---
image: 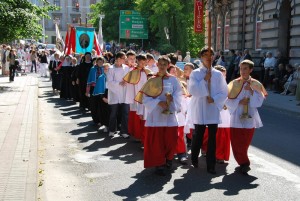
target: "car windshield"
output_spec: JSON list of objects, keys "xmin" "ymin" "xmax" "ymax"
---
[{"xmin": 46, "ymin": 44, "xmax": 56, "ymax": 49}]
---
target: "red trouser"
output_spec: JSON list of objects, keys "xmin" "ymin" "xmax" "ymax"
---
[
  {"xmin": 144, "ymin": 126, "xmax": 178, "ymax": 168},
  {"xmin": 230, "ymin": 128, "xmax": 255, "ymax": 166}
]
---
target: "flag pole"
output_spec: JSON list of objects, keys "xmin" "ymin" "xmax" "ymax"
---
[{"xmin": 207, "ymin": 0, "xmax": 213, "ymax": 96}]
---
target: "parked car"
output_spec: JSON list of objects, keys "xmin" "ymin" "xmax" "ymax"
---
[
  {"xmin": 45, "ymin": 44, "xmax": 57, "ymax": 55},
  {"xmin": 36, "ymin": 42, "xmax": 46, "ymax": 49}
]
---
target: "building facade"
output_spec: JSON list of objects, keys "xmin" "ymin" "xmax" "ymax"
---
[
  {"xmin": 208, "ymin": 0, "xmax": 300, "ymax": 66},
  {"xmin": 28, "ymin": 0, "xmax": 101, "ymax": 44}
]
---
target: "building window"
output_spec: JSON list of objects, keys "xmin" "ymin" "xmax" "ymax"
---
[
  {"xmin": 224, "ymin": 12, "xmax": 230, "ymax": 51},
  {"xmin": 53, "ymin": 0, "xmax": 60, "ymax": 7},
  {"xmin": 216, "ymin": 15, "xmax": 222, "ymax": 51},
  {"xmin": 72, "ymin": 16, "xmax": 80, "ymax": 24},
  {"xmin": 90, "ymin": 0, "xmax": 96, "ymax": 4},
  {"xmin": 255, "ymin": 5, "xmax": 263, "ymax": 50},
  {"xmin": 72, "ymin": 0, "xmax": 80, "ymax": 11},
  {"xmin": 52, "ymin": 16, "xmax": 62, "ymax": 29}
]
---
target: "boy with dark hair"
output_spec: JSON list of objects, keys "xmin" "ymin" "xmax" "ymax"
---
[
  {"xmin": 107, "ymin": 51, "xmax": 131, "ymax": 138},
  {"xmin": 188, "ymin": 46, "xmax": 228, "ymax": 174}
]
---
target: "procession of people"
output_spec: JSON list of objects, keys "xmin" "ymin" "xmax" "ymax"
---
[
  {"xmin": 26, "ymin": 45, "xmax": 267, "ymax": 177},
  {"xmin": 0, "ymin": 39, "xmax": 272, "ymax": 176}
]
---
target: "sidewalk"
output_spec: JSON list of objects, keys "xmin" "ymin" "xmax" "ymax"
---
[
  {"xmin": 0, "ymin": 74, "xmax": 38, "ymax": 201},
  {"xmin": 263, "ymin": 90, "xmax": 300, "ymax": 115}
]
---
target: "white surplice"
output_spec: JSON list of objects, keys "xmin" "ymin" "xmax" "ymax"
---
[
  {"xmin": 143, "ymin": 76, "xmax": 182, "ymax": 127},
  {"xmin": 226, "ymin": 83, "xmax": 264, "ymax": 129},
  {"xmin": 107, "ymin": 64, "xmax": 132, "ymax": 104},
  {"xmin": 127, "ymin": 70, "xmax": 148, "ymax": 114},
  {"xmin": 188, "ymin": 67, "xmax": 228, "ymax": 125}
]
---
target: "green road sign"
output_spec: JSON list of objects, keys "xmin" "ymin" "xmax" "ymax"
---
[{"xmin": 119, "ymin": 10, "xmax": 148, "ymax": 39}]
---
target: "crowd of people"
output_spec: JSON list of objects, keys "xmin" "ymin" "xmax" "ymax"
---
[{"xmin": 32, "ymin": 45, "xmax": 269, "ymax": 177}]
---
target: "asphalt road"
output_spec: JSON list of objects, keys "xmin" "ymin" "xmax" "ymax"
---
[{"xmin": 37, "ymin": 78, "xmax": 300, "ymax": 201}]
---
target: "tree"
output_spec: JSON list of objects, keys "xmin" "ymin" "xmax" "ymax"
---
[
  {"xmin": 89, "ymin": 0, "xmax": 136, "ymax": 42},
  {"xmin": 136, "ymin": 0, "xmax": 205, "ymax": 57},
  {"xmin": 0, "ymin": 0, "xmax": 57, "ymax": 43},
  {"xmin": 89, "ymin": 0, "xmax": 205, "ymax": 56}
]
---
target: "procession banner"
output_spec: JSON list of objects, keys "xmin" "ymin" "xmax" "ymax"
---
[
  {"xmin": 75, "ymin": 27, "xmax": 95, "ymax": 54},
  {"xmin": 194, "ymin": 0, "xmax": 204, "ymax": 33},
  {"xmin": 55, "ymin": 23, "xmax": 65, "ymax": 52}
]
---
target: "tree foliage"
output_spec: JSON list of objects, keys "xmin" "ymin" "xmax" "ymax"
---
[
  {"xmin": 0, "ymin": 0, "xmax": 57, "ymax": 43},
  {"xmin": 89, "ymin": 0, "xmax": 205, "ymax": 56},
  {"xmin": 89, "ymin": 0, "xmax": 136, "ymax": 42}
]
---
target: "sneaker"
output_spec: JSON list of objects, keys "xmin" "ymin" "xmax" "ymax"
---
[
  {"xmin": 120, "ymin": 133, "xmax": 130, "ymax": 139},
  {"xmin": 109, "ymin": 132, "xmax": 115, "ymax": 137}
]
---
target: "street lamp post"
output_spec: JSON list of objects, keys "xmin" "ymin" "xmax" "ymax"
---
[{"xmin": 42, "ymin": 17, "xmax": 45, "ymax": 43}]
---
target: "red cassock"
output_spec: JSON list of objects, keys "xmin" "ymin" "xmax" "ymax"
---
[
  {"xmin": 176, "ymin": 126, "xmax": 186, "ymax": 154},
  {"xmin": 230, "ymin": 128, "xmax": 254, "ymax": 166},
  {"xmin": 128, "ymin": 111, "xmax": 136, "ymax": 136},
  {"xmin": 202, "ymin": 127, "xmax": 231, "ymax": 161},
  {"xmin": 128, "ymin": 112, "xmax": 146, "ymax": 143},
  {"xmin": 144, "ymin": 127, "xmax": 178, "ymax": 168}
]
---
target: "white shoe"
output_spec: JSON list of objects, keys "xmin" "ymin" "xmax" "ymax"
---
[
  {"xmin": 109, "ymin": 132, "xmax": 115, "ymax": 137},
  {"xmin": 120, "ymin": 133, "xmax": 130, "ymax": 139},
  {"xmin": 103, "ymin": 126, "xmax": 108, "ymax": 132},
  {"xmin": 98, "ymin": 125, "xmax": 108, "ymax": 132},
  {"xmin": 98, "ymin": 125, "xmax": 105, "ymax": 130}
]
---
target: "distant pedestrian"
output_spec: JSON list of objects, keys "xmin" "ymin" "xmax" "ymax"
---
[
  {"xmin": 263, "ymin": 52, "xmax": 276, "ymax": 89},
  {"xmin": 226, "ymin": 49, "xmax": 237, "ymax": 83},
  {"xmin": 38, "ymin": 50, "xmax": 48, "ymax": 77},
  {"xmin": 7, "ymin": 49, "xmax": 17, "ymax": 82},
  {"xmin": 30, "ymin": 50, "xmax": 37, "ymax": 73}
]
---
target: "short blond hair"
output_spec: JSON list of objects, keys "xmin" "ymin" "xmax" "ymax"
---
[{"xmin": 240, "ymin": 59, "xmax": 254, "ymax": 69}]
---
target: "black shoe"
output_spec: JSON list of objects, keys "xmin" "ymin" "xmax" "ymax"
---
[
  {"xmin": 191, "ymin": 160, "xmax": 198, "ymax": 168},
  {"xmin": 155, "ymin": 166, "xmax": 165, "ymax": 176},
  {"xmin": 240, "ymin": 165, "xmax": 251, "ymax": 174},
  {"xmin": 186, "ymin": 138, "xmax": 192, "ymax": 147},
  {"xmin": 166, "ymin": 159, "xmax": 173, "ymax": 169},
  {"xmin": 216, "ymin": 159, "xmax": 225, "ymax": 164},
  {"xmin": 179, "ymin": 156, "xmax": 188, "ymax": 165},
  {"xmin": 207, "ymin": 168, "xmax": 216, "ymax": 174}
]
